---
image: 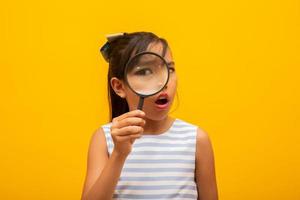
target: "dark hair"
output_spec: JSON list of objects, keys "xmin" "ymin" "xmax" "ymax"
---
[{"xmin": 105, "ymin": 32, "xmax": 169, "ymax": 121}]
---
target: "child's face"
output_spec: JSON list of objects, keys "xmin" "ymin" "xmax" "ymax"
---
[{"xmin": 111, "ymin": 42, "xmax": 177, "ymax": 121}]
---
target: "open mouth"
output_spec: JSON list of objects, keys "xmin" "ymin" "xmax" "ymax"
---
[
  {"xmin": 155, "ymin": 98, "xmax": 169, "ymax": 105},
  {"xmin": 154, "ymin": 93, "xmax": 169, "ymax": 109}
]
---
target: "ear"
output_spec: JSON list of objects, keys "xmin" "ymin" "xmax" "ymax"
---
[{"xmin": 110, "ymin": 77, "xmax": 126, "ymax": 98}]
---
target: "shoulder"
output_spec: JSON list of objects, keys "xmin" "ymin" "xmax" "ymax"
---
[
  {"xmin": 89, "ymin": 126, "xmax": 105, "ymax": 150},
  {"xmin": 196, "ymin": 127, "xmax": 211, "ymax": 143},
  {"xmin": 89, "ymin": 122, "xmax": 112, "ymax": 152},
  {"xmin": 94, "ymin": 122, "xmax": 112, "ymax": 138},
  {"xmin": 195, "ymin": 126, "xmax": 215, "ymax": 161}
]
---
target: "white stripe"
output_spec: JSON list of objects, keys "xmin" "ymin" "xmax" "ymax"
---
[
  {"xmin": 170, "ymin": 126, "xmax": 197, "ymax": 131},
  {"xmin": 143, "ymin": 132, "xmax": 196, "ymax": 138},
  {"xmin": 142, "ymin": 134, "xmax": 196, "ymax": 139},
  {"xmin": 127, "ymin": 154, "xmax": 195, "ymax": 160},
  {"xmin": 104, "ymin": 131, "xmax": 196, "ymax": 138},
  {"xmin": 115, "ymin": 189, "xmax": 197, "ymax": 195},
  {"xmin": 121, "ymin": 172, "xmax": 194, "ymax": 177},
  {"xmin": 107, "ymin": 141, "xmax": 113, "ymax": 146},
  {"xmin": 117, "ymin": 181, "xmax": 196, "ymax": 186},
  {"xmin": 132, "ymin": 146, "xmax": 195, "ymax": 152},
  {"xmin": 134, "ymin": 138, "xmax": 195, "ymax": 145},
  {"xmin": 173, "ymin": 121, "xmax": 195, "ymax": 126},
  {"xmin": 124, "ymin": 163, "xmax": 194, "ymax": 168},
  {"xmin": 103, "ymin": 130, "xmax": 196, "ymax": 138}
]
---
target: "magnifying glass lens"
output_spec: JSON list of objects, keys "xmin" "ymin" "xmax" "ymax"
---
[{"xmin": 126, "ymin": 53, "xmax": 169, "ymax": 96}]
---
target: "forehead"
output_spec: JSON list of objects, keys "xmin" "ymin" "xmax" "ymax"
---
[{"xmin": 146, "ymin": 42, "xmax": 173, "ymax": 61}]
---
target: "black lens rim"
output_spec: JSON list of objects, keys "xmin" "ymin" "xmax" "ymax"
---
[{"xmin": 124, "ymin": 51, "xmax": 170, "ymax": 98}]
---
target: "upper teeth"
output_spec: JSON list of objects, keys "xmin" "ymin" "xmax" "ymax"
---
[{"xmin": 159, "ymin": 96, "xmax": 166, "ymax": 100}]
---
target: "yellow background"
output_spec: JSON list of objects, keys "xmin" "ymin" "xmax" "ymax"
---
[{"xmin": 1, "ymin": 0, "xmax": 299, "ymax": 199}]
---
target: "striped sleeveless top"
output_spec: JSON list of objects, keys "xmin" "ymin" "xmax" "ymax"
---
[{"xmin": 101, "ymin": 118, "xmax": 198, "ymax": 200}]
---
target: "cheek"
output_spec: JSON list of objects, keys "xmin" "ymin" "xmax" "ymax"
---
[
  {"xmin": 168, "ymin": 76, "xmax": 177, "ymax": 98},
  {"xmin": 124, "ymin": 87, "xmax": 140, "ymax": 107},
  {"xmin": 169, "ymin": 75, "xmax": 177, "ymax": 89}
]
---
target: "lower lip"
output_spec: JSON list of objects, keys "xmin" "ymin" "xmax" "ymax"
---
[{"xmin": 155, "ymin": 101, "xmax": 169, "ymax": 110}]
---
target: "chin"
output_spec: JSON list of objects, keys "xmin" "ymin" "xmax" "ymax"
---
[
  {"xmin": 147, "ymin": 99, "xmax": 174, "ymax": 118},
  {"xmin": 145, "ymin": 114, "xmax": 169, "ymax": 121},
  {"xmin": 144, "ymin": 107, "xmax": 172, "ymax": 121}
]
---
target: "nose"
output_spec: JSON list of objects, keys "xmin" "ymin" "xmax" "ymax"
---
[{"xmin": 158, "ymin": 81, "xmax": 168, "ymax": 90}]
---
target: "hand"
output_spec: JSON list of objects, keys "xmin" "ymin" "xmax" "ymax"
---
[{"xmin": 110, "ymin": 110, "xmax": 146, "ymax": 157}]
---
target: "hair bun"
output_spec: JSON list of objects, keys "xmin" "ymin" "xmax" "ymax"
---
[{"xmin": 100, "ymin": 32, "xmax": 127, "ymax": 62}]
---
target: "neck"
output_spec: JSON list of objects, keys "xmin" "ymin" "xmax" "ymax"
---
[{"xmin": 143, "ymin": 115, "xmax": 175, "ymax": 135}]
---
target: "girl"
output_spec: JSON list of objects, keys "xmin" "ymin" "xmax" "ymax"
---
[{"xmin": 81, "ymin": 32, "xmax": 218, "ymax": 200}]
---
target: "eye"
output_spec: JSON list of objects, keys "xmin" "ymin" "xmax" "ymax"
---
[
  {"xmin": 134, "ymin": 68, "xmax": 152, "ymax": 76},
  {"xmin": 169, "ymin": 67, "xmax": 175, "ymax": 73}
]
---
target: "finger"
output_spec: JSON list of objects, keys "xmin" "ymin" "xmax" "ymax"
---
[
  {"xmin": 112, "ymin": 126, "xmax": 144, "ymax": 136},
  {"xmin": 117, "ymin": 117, "xmax": 146, "ymax": 128},
  {"xmin": 115, "ymin": 133, "xmax": 142, "ymax": 142},
  {"xmin": 113, "ymin": 110, "xmax": 145, "ymax": 122}
]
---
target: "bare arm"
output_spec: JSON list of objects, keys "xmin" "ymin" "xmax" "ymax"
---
[
  {"xmin": 195, "ymin": 127, "xmax": 219, "ymax": 200},
  {"xmin": 81, "ymin": 110, "xmax": 146, "ymax": 200},
  {"xmin": 81, "ymin": 127, "xmax": 127, "ymax": 200}
]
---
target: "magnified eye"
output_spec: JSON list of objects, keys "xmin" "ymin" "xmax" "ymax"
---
[{"xmin": 134, "ymin": 68, "xmax": 153, "ymax": 76}]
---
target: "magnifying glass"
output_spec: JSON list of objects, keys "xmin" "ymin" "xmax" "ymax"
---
[{"xmin": 124, "ymin": 51, "xmax": 170, "ymax": 110}]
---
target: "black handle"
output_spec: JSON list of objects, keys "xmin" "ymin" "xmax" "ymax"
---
[{"xmin": 137, "ymin": 96, "xmax": 145, "ymax": 110}]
